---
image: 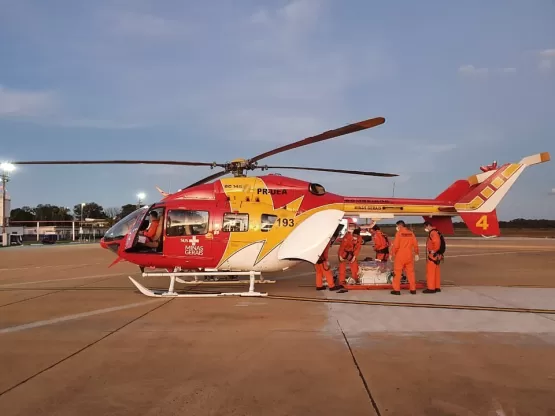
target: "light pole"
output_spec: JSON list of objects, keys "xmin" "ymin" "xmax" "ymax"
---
[
  {"xmin": 137, "ymin": 192, "xmax": 146, "ymax": 208},
  {"xmin": 1, "ymin": 162, "xmax": 15, "ymax": 247},
  {"xmin": 80, "ymin": 202, "xmax": 85, "ymax": 242}
]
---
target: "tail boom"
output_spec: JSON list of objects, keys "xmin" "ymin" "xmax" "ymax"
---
[
  {"xmin": 342, "ymin": 152, "xmax": 549, "ymax": 237},
  {"xmin": 343, "ymin": 197, "xmax": 456, "ymax": 217}
]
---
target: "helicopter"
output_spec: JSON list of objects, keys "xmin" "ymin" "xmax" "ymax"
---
[{"xmin": 9, "ymin": 116, "xmax": 550, "ymax": 298}]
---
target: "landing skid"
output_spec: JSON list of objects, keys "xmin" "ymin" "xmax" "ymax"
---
[{"xmin": 128, "ymin": 271, "xmax": 270, "ymax": 298}]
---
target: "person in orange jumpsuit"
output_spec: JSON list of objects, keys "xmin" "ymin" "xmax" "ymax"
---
[
  {"xmin": 314, "ymin": 239, "xmax": 342, "ymax": 291},
  {"xmin": 140, "ymin": 211, "xmax": 160, "ymax": 243},
  {"xmin": 390, "ymin": 220, "xmax": 419, "ymax": 295},
  {"xmin": 338, "ymin": 225, "xmax": 363, "ymax": 284},
  {"xmin": 423, "ymin": 221, "xmax": 444, "ymax": 293},
  {"xmin": 370, "ymin": 224, "xmax": 390, "ymax": 262}
]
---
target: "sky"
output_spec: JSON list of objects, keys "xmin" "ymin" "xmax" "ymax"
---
[{"xmin": 0, "ymin": 0, "xmax": 554, "ymax": 220}]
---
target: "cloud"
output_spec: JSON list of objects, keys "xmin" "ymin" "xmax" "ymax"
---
[
  {"xmin": 423, "ymin": 143, "xmax": 458, "ymax": 153},
  {"xmin": 549, "ymin": 188, "xmax": 555, "ymax": 195},
  {"xmin": 0, "ymin": 84, "xmax": 148, "ymax": 129},
  {"xmin": 48, "ymin": 118, "xmax": 148, "ymax": 129},
  {"xmin": 458, "ymin": 64, "xmax": 489, "ymax": 76},
  {"xmin": 0, "ymin": 85, "xmax": 58, "ymax": 117},
  {"xmin": 185, "ymin": 0, "xmax": 394, "ymax": 148},
  {"xmin": 0, "ymin": 0, "xmax": 394, "ymax": 139},
  {"xmin": 458, "ymin": 65, "xmax": 516, "ymax": 76},
  {"xmin": 108, "ymin": 11, "xmax": 191, "ymax": 38},
  {"xmin": 538, "ymin": 48, "xmax": 555, "ymax": 72}
]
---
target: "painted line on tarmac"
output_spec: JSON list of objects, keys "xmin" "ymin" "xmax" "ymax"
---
[
  {"xmin": 445, "ymin": 250, "xmax": 551, "ymax": 259},
  {"xmin": 0, "ymin": 299, "xmax": 162, "ymax": 335},
  {"xmin": 0, "ymin": 271, "xmax": 313, "ymax": 289},
  {"xmin": 273, "ymin": 271, "xmax": 315, "ymax": 280},
  {"xmin": 0, "ymin": 262, "xmax": 104, "ymax": 273},
  {"xmin": 0, "ymin": 272, "xmax": 124, "ymax": 288},
  {"xmin": 438, "ymin": 245, "xmax": 555, "ymax": 250}
]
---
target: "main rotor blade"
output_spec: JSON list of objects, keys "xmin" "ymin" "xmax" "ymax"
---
[
  {"xmin": 185, "ymin": 170, "xmax": 229, "ymax": 188},
  {"xmin": 261, "ymin": 165, "xmax": 398, "ymax": 177},
  {"xmin": 11, "ymin": 160, "xmax": 223, "ymax": 167},
  {"xmin": 248, "ymin": 116, "xmax": 385, "ymax": 163}
]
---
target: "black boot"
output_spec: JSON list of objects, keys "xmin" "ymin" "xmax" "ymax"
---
[
  {"xmin": 316, "ymin": 286, "xmax": 326, "ymax": 291},
  {"xmin": 435, "ymin": 288, "xmax": 441, "ymax": 292},
  {"xmin": 410, "ymin": 290, "xmax": 416, "ymax": 295},
  {"xmin": 422, "ymin": 288, "xmax": 436, "ymax": 294},
  {"xmin": 390, "ymin": 290, "xmax": 401, "ymax": 295}
]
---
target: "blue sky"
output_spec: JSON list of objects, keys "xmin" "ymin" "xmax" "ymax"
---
[{"xmin": 0, "ymin": 0, "xmax": 554, "ymax": 220}]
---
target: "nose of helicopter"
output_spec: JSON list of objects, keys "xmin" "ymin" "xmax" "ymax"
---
[{"xmin": 100, "ymin": 236, "xmax": 123, "ymax": 254}]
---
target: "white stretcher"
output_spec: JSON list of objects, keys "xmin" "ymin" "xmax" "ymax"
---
[{"xmin": 330, "ymin": 259, "xmax": 407, "ymax": 286}]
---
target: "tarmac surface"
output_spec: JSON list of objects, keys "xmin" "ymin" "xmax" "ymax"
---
[{"xmin": 1, "ymin": 238, "xmax": 555, "ymax": 415}]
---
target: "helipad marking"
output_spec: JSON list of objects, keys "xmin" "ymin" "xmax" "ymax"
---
[
  {"xmin": 0, "ymin": 299, "xmax": 162, "ymax": 335},
  {"xmin": 0, "ymin": 262, "xmax": 103, "ymax": 273},
  {"xmin": 0, "ymin": 272, "xmax": 124, "ymax": 288},
  {"xmin": 445, "ymin": 250, "xmax": 551, "ymax": 259}
]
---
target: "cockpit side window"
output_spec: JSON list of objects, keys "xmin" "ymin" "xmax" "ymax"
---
[{"xmin": 166, "ymin": 209, "xmax": 209, "ymax": 236}]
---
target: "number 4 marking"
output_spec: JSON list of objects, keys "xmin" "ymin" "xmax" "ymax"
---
[{"xmin": 475, "ymin": 215, "xmax": 489, "ymax": 230}]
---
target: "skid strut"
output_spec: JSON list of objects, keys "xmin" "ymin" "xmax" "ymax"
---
[{"xmin": 128, "ymin": 270, "xmax": 270, "ymax": 298}]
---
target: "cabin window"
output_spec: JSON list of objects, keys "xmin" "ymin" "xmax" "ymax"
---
[
  {"xmin": 308, "ymin": 183, "xmax": 326, "ymax": 196},
  {"xmin": 261, "ymin": 214, "xmax": 277, "ymax": 232},
  {"xmin": 166, "ymin": 210, "xmax": 209, "ymax": 236},
  {"xmin": 222, "ymin": 213, "xmax": 249, "ymax": 232}
]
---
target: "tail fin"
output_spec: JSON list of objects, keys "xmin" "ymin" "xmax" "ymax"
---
[
  {"xmin": 458, "ymin": 210, "xmax": 501, "ymax": 236},
  {"xmin": 429, "ymin": 176, "xmax": 478, "ymax": 236},
  {"xmin": 455, "ymin": 152, "xmax": 550, "ymax": 236},
  {"xmin": 435, "ymin": 179, "xmax": 474, "ymax": 203}
]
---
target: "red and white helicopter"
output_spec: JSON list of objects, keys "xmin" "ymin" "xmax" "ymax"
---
[{"xmin": 10, "ymin": 116, "xmax": 550, "ymax": 297}]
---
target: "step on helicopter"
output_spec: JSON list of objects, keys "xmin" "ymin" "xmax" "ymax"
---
[{"xmin": 10, "ymin": 116, "xmax": 550, "ymax": 298}]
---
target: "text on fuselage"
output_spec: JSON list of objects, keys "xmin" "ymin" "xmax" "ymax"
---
[{"xmin": 256, "ymin": 188, "xmax": 287, "ymax": 195}]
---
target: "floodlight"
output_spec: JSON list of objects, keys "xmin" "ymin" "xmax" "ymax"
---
[{"xmin": 0, "ymin": 162, "xmax": 15, "ymax": 173}]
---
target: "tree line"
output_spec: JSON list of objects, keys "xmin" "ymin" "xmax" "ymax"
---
[
  {"xmin": 453, "ymin": 218, "xmax": 555, "ymax": 229},
  {"xmin": 9, "ymin": 203, "xmax": 140, "ymax": 225}
]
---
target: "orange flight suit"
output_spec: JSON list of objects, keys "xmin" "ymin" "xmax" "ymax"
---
[
  {"xmin": 391, "ymin": 226, "xmax": 419, "ymax": 291},
  {"xmin": 144, "ymin": 219, "xmax": 160, "ymax": 242},
  {"xmin": 373, "ymin": 230, "xmax": 390, "ymax": 262},
  {"xmin": 315, "ymin": 242, "xmax": 334, "ymax": 289},
  {"xmin": 338, "ymin": 232, "xmax": 362, "ymax": 284},
  {"xmin": 426, "ymin": 228, "xmax": 443, "ymax": 291}
]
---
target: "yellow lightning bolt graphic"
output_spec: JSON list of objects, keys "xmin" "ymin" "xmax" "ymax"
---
[{"xmin": 217, "ymin": 177, "xmax": 342, "ymax": 267}]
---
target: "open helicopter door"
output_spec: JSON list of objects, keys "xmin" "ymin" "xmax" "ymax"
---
[{"xmin": 123, "ymin": 205, "xmax": 150, "ymax": 252}]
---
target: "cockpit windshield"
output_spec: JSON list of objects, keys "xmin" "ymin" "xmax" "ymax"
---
[{"xmin": 103, "ymin": 206, "xmax": 149, "ymax": 242}]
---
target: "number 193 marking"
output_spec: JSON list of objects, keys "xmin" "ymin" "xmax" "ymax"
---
[{"xmin": 279, "ymin": 218, "xmax": 295, "ymax": 227}]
